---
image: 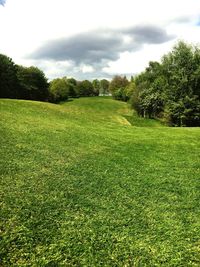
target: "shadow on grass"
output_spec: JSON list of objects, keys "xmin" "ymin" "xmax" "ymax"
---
[
  {"xmin": 123, "ymin": 115, "xmax": 164, "ymax": 127},
  {"xmin": 60, "ymin": 98, "xmax": 74, "ymax": 104}
]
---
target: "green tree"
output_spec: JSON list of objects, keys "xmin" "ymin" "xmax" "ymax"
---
[
  {"xmin": 17, "ymin": 66, "xmax": 49, "ymax": 101},
  {"xmin": 0, "ymin": 54, "xmax": 19, "ymax": 98},
  {"xmin": 133, "ymin": 62, "xmax": 165, "ymax": 118},
  {"xmin": 161, "ymin": 41, "xmax": 200, "ymax": 125},
  {"xmin": 124, "ymin": 80, "xmax": 136, "ymax": 101},
  {"xmin": 67, "ymin": 78, "xmax": 78, "ymax": 98},
  {"xmin": 109, "ymin": 75, "xmax": 129, "ymax": 100},
  {"xmin": 92, "ymin": 79, "xmax": 100, "ymax": 96},
  {"xmin": 76, "ymin": 80, "xmax": 94, "ymax": 97},
  {"xmin": 49, "ymin": 78, "xmax": 69, "ymax": 103},
  {"xmin": 131, "ymin": 41, "xmax": 200, "ymax": 126},
  {"xmin": 100, "ymin": 79, "xmax": 110, "ymax": 95}
]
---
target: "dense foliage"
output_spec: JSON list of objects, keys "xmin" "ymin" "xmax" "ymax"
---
[
  {"xmin": 130, "ymin": 41, "xmax": 200, "ymax": 126},
  {"xmin": 76, "ymin": 80, "xmax": 98, "ymax": 97},
  {"xmin": 0, "ymin": 54, "xmax": 49, "ymax": 101},
  {"xmin": 0, "ymin": 54, "xmax": 102, "ymax": 102},
  {"xmin": 109, "ymin": 75, "xmax": 129, "ymax": 101},
  {"xmin": 48, "ymin": 77, "xmax": 69, "ymax": 103},
  {"xmin": 0, "ymin": 54, "xmax": 19, "ymax": 98},
  {"xmin": 67, "ymin": 78, "xmax": 78, "ymax": 98},
  {"xmin": 17, "ymin": 65, "xmax": 49, "ymax": 101}
]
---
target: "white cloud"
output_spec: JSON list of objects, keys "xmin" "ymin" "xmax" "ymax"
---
[
  {"xmin": 103, "ymin": 41, "xmax": 175, "ymax": 75},
  {"xmin": 81, "ymin": 65, "xmax": 95, "ymax": 73},
  {"xmin": 0, "ymin": 0, "xmax": 200, "ymax": 79}
]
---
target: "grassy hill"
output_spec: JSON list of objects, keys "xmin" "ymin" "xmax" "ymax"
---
[{"xmin": 0, "ymin": 97, "xmax": 200, "ymax": 266}]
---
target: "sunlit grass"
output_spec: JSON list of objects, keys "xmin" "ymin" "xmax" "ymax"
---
[{"xmin": 0, "ymin": 97, "xmax": 200, "ymax": 266}]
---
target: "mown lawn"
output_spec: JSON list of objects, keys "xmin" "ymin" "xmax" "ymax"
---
[{"xmin": 0, "ymin": 97, "xmax": 200, "ymax": 266}]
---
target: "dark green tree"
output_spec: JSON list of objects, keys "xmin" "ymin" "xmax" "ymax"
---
[
  {"xmin": 76, "ymin": 80, "xmax": 94, "ymax": 97},
  {"xmin": 17, "ymin": 66, "xmax": 49, "ymax": 101},
  {"xmin": 67, "ymin": 78, "xmax": 78, "ymax": 98},
  {"xmin": 0, "ymin": 54, "xmax": 19, "ymax": 98},
  {"xmin": 133, "ymin": 62, "xmax": 165, "ymax": 118}
]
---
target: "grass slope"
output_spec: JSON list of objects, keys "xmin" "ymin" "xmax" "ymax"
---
[{"xmin": 0, "ymin": 97, "xmax": 200, "ymax": 266}]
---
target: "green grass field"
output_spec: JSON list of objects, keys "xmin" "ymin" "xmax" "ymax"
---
[{"xmin": 0, "ymin": 97, "xmax": 200, "ymax": 266}]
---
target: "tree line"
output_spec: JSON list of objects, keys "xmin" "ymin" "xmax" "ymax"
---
[
  {"xmin": 0, "ymin": 54, "xmax": 110, "ymax": 103},
  {"xmin": 109, "ymin": 41, "xmax": 200, "ymax": 126},
  {"xmin": 0, "ymin": 41, "xmax": 199, "ymax": 126}
]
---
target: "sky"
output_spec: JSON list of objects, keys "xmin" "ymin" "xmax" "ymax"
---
[{"xmin": 0, "ymin": 0, "xmax": 200, "ymax": 81}]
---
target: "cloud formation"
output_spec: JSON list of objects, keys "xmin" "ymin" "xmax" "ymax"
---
[
  {"xmin": 32, "ymin": 32, "xmax": 123, "ymax": 65},
  {"xmin": 30, "ymin": 25, "xmax": 174, "ymax": 70},
  {"xmin": 1, "ymin": 0, "xmax": 200, "ymax": 80},
  {"xmin": 125, "ymin": 25, "xmax": 173, "ymax": 44}
]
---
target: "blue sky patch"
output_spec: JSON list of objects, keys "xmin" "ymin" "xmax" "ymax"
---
[
  {"xmin": 0, "ymin": 0, "xmax": 6, "ymax": 6},
  {"xmin": 196, "ymin": 17, "xmax": 200, "ymax": 26}
]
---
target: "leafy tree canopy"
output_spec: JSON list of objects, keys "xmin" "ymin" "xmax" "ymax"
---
[
  {"xmin": 130, "ymin": 41, "xmax": 200, "ymax": 126},
  {"xmin": 17, "ymin": 65, "xmax": 49, "ymax": 101},
  {"xmin": 0, "ymin": 54, "xmax": 19, "ymax": 98},
  {"xmin": 49, "ymin": 78, "xmax": 69, "ymax": 103}
]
